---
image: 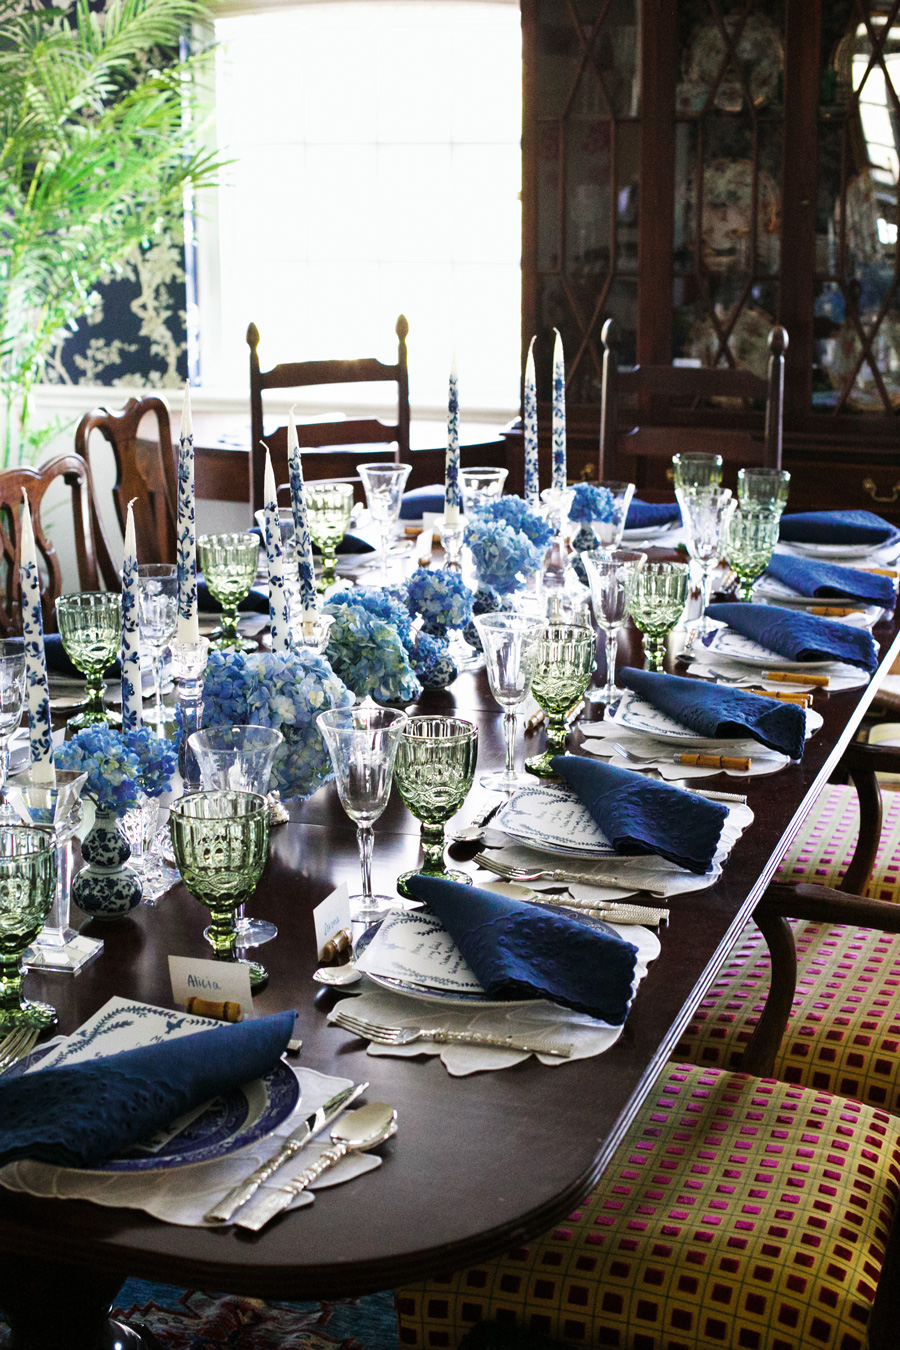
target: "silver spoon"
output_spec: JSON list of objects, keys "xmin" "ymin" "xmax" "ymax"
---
[
  {"xmin": 313, "ymin": 963, "xmax": 362, "ymax": 987},
  {"xmin": 449, "ymin": 797, "xmax": 505, "ymax": 843}
]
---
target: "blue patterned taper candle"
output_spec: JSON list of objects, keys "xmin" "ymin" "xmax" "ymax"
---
[
  {"xmin": 551, "ymin": 328, "xmax": 567, "ymax": 493},
  {"xmin": 287, "ymin": 407, "xmax": 318, "ymax": 619},
  {"xmin": 176, "ymin": 381, "xmax": 200, "ymax": 644},
  {"xmin": 444, "ymin": 356, "xmax": 460, "ymax": 527},
  {"xmin": 263, "ymin": 447, "xmax": 290, "ymax": 652},
  {"xmin": 120, "ymin": 499, "xmax": 142, "ymax": 733},
  {"xmin": 18, "ymin": 493, "xmax": 55, "ymax": 784},
  {"xmin": 524, "ymin": 335, "xmax": 539, "ymax": 505}
]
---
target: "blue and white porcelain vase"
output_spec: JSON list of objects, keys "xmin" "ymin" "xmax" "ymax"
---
[{"xmin": 72, "ymin": 809, "xmax": 142, "ymax": 920}]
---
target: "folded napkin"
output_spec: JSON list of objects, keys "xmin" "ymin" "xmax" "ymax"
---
[
  {"xmin": 406, "ymin": 874, "xmax": 639, "ymax": 1025},
  {"xmin": 706, "ymin": 602, "xmax": 878, "ymax": 673},
  {"xmin": 0, "ymin": 1010, "xmax": 295, "ymax": 1169},
  {"xmin": 247, "ymin": 524, "xmax": 374, "ymax": 556},
  {"xmin": 778, "ymin": 510, "xmax": 899, "ymax": 546},
  {"xmin": 551, "ymin": 755, "xmax": 728, "ymax": 874},
  {"xmin": 400, "ymin": 484, "xmax": 444, "ymax": 519},
  {"xmin": 618, "ymin": 666, "xmax": 806, "ymax": 760},
  {"xmin": 764, "ymin": 553, "xmax": 895, "ymax": 608},
  {"xmin": 196, "ymin": 578, "xmax": 270, "ymax": 616},
  {"xmin": 45, "ymin": 634, "xmax": 119, "ymax": 680},
  {"xmin": 625, "ymin": 499, "xmax": 681, "ymax": 531}
]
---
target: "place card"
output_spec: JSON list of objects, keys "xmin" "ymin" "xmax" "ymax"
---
[
  {"xmin": 169, "ymin": 956, "xmax": 253, "ymax": 1015},
  {"xmin": 313, "ymin": 882, "xmax": 352, "ymax": 960}
]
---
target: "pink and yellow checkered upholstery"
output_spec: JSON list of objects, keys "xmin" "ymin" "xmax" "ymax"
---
[
  {"xmin": 675, "ymin": 785, "xmax": 900, "ymax": 1112},
  {"xmin": 395, "ymin": 1065, "xmax": 900, "ymax": 1350}
]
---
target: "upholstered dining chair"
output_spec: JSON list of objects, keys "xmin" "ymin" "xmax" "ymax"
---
[
  {"xmin": 598, "ymin": 318, "xmax": 788, "ymax": 483},
  {"xmin": 0, "ymin": 455, "xmax": 117, "ymax": 635},
  {"xmin": 74, "ymin": 395, "xmax": 178, "ymax": 565},
  {"xmin": 247, "ymin": 315, "xmax": 411, "ymax": 515}
]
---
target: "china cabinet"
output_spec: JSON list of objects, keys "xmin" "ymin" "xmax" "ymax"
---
[{"xmin": 515, "ymin": 0, "xmax": 900, "ymax": 516}]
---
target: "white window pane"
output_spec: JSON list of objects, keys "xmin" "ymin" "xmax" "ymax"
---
[
  {"xmin": 306, "ymin": 146, "xmax": 379, "ymax": 261},
  {"xmin": 377, "ymin": 145, "xmax": 454, "ymax": 262},
  {"xmin": 451, "ymin": 145, "xmax": 522, "ymax": 263}
]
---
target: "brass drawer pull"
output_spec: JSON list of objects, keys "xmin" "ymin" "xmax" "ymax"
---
[{"xmin": 862, "ymin": 476, "xmax": 900, "ymax": 504}]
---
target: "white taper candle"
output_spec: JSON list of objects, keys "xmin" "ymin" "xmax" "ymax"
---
[
  {"xmin": 287, "ymin": 409, "xmax": 318, "ymax": 619},
  {"xmin": 120, "ymin": 500, "xmax": 142, "ymax": 733},
  {"xmin": 176, "ymin": 381, "xmax": 199, "ymax": 644},
  {"xmin": 18, "ymin": 494, "xmax": 55, "ymax": 784},
  {"xmin": 444, "ymin": 356, "xmax": 460, "ymax": 527},
  {"xmin": 524, "ymin": 335, "xmax": 539, "ymax": 505},
  {"xmin": 263, "ymin": 448, "xmax": 290, "ymax": 652},
  {"xmin": 551, "ymin": 328, "xmax": 567, "ymax": 493}
]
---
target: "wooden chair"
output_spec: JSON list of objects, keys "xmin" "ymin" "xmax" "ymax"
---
[
  {"xmin": 75, "ymin": 396, "xmax": 178, "ymax": 565},
  {"xmin": 0, "ymin": 455, "xmax": 117, "ymax": 636},
  {"xmin": 598, "ymin": 319, "xmax": 788, "ymax": 484},
  {"xmin": 247, "ymin": 315, "xmax": 411, "ymax": 514}
]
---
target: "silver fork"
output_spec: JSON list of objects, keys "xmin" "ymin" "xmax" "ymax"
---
[
  {"xmin": 474, "ymin": 852, "xmax": 668, "ymax": 900},
  {"xmin": 331, "ymin": 1009, "xmax": 574, "ymax": 1058},
  {"xmin": 0, "ymin": 1026, "xmax": 39, "ymax": 1075}
]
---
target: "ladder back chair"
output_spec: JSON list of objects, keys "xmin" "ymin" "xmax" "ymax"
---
[
  {"xmin": 247, "ymin": 315, "xmax": 411, "ymax": 515},
  {"xmin": 598, "ymin": 318, "xmax": 788, "ymax": 484},
  {"xmin": 75, "ymin": 396, "xmax": 178, "ymax": 565},
  {"xmin": 0, "ymin": 455, "xmax": 117, "ymax": 636}
]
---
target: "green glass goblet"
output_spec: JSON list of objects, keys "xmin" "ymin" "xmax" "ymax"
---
[
  {"xmin": 394, "ymin": 716, "xmax": 478, "ymax": 897},
  {"xmin": 307, "ymin": 483, "xmax": 354, "ymax": 592},
  {"xmin": 737, "ymin": 467, "xmax": 791, "ymax": 517},
  {"xmin": 725, "ymin": 507, "xmax": 781, "ymax": 601},
  {"xmin": 56, "ymin": 592, "xmax": 122, "ymax": 727},
  {"xmin": 525, "ymin": 624, "xmax": 596, "ymax": 777},
  {"xmin": 198, "ymin": 532, "xmax": 260, "ymax": 652},
  {"xmin": 671, "ymin": 453, "xmax": 723, "ymax": 493},
  {"xmin": 626, "ymin": 562, "xmax": 690, "ymax": 672},
  {"xmin": 0, "ymin": 824, "xmax": 58, "ymax": 1033},
  {"xmin": 169, "ymin": 790, "xmax": 270, "ymax": 989}
]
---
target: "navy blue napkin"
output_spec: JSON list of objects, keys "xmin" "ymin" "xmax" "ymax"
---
[
  {"xmin": 706, "ymin": 602, "xmax": 878, "ymax": 673},
  {"xmin": 551, "ymin": 755, "xmax": 728, "ymax": 874},
  {"xmin": 247, "ymin": 524, "xmax": 374, "ymax": 556},
  {"xmin": 618, "ymin": 666, "xmax": 806, "ymax": 761},
  {"xmin": 406, "ymin": 874, "xmax": 638, "ymax": 1025},
  {"xmin": 400, "ymin": 484, "xmax": 445, "ymax": 519},
  {"xmin": 779, "ymin": 510, "xmax": 899, "ymax": 547},
  {"xmin": 764, "ymin": 553, "xmax": 895, "ymax": 608},
  {"xmin": 45, "ymin": 634, "xmax": 119, "ymax": 680},
  {"xmin": 625, "ymin": 499, "xmax": 681, "ymax": 531},
  {"xmin": 0, "ymin": 1010, "xmax": 295, "ymax": 1169}
]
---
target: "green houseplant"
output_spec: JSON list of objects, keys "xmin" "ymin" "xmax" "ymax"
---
[{"xmin": 0, "ymin": 0, "xmax": 219, "ymax": 466}]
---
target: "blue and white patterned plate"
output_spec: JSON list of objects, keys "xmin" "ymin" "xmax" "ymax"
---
[
  {"xmin": 609, "ymin": 691, "xmax": 821, "ymax": 747},
  {"xmin": 696, "ymin": 628, "xmax": 835, "ymax": 671},
  {"xmin": 496, "ymin": 785, "xmax": 616, "ymax": 857}
]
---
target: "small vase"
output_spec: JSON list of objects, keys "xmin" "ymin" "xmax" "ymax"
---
[{"xmin": 72, "ymin": 809, "xmax": 142, "ymax": 920}]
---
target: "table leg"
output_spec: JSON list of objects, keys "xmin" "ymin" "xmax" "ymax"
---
[{"xmin": 0, "ymin": 1258, "xmax": 158, "ymax": 1350}]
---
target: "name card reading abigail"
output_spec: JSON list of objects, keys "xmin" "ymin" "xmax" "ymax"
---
[
  {"xmin": 313, "ymin": 881, "xmax": 352, "ymax": 961},
  {"xmin": 168, "ymin": 956, "xmax": 254, "ymax": 1016}
]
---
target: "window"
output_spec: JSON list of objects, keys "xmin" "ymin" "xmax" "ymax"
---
[{"xmin": 198, "ymin": 1, "xmax": 522, "ymax": 415}]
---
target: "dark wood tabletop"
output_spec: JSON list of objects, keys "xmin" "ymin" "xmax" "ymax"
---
[{"xmin": 2, "ymin": 610, "xmax": 899, "ymax": 1322}]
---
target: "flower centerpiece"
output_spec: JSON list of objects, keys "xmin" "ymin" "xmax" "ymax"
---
[
  {"xmin": 406, "ymin": 568, "xmax": 474, "ymax": 638},
  {"xmin": 56, "ymin": 727, "xmax": 177, "ymax": 920},
  {"xmin": 323, "ymin": 586, "xmax": 461, "ymax": 697},
  {"xmin": 568, "ymin": 483, "xmax": 616, "ymax": 553},
  {"xmin": 201, "ymin": 648, "xmax": 353, "ymax": 799}
]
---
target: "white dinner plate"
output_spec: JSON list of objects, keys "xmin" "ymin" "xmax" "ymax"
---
[
  {"xmin": 786, "ymin": 539, "xmax": 898, "ymax": 560},
  {"xmin": 609, "ymin": 690, "xmax": 822, "ymax": 747},
  {"xmin": 620, "ymin": 522, "xmax": 679, "ymax": 543},
  {"xmin": 695, "ymin": 628, "xmax": 837, "ymax": 672},
  {"xmin": 495, "ymin": 785, "xmax": 616, "ymax": 858}
]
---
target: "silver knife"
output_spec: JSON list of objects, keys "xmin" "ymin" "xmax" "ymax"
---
[{"xmin": 204, "ymin": 1080, "xmax": 368, "ymax": 1223}]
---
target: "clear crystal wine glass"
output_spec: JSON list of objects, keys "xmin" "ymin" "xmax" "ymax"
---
[
  {"xmin": 307, "ymin": 482, "xmax": 355, "ymax": 591},
  {"xmin": 675, "ymin": 486, "xmax": 736, "ymax": 631},
  {"xmin": 188, "ymin": 725, "xmax": 283, "ymax": 947},
  {"xmin": 137, "ymin": 564, "xmax": 178, "ymax": 738},
  {"xmin": 583, "ymin": 550, "xmax": 645, "ymax": 704},
  {"xmin": 590, "ymin": 481, "xmax": 636, "ymax": 547},
  {"xmin": 525, "ymin": 624, "xmax": 596, "ymax": 777},
  {"xmin": 168, "ymin": 790, "xmax": 270, "ymax": 989},
  {"xmin": 671, "ymin": 452, "xmax": 724, "ymax": 492},
  {"xmin": 459, "ymin": 466, "xmax": 508, "ymax": 517},
  {"xmin": 626, "ymin": 561, "xmax": 690, "ymax": 671},
  {"xmin": 0, "ymin": 824, "xmax": 58, "ymax": 1032},
  {"xmin": 394, "ymin": 716, "xmax": 478, "ymax": 896},
  {"xmin": 0, "ymin": 639, "xmax": 25, "ymax": 807},
  {"xmin": 56, "ymin": 592, "xmax": 122, "ymax": 727},
  {"xmin": 358, "ymin": 463, "xmax": 412, "ymax": 585},
  {"xmin": 724, "ymin": 507, "xmax": 781, "ymax": 601},
  {"xmin": 316, "ymin": 704, "xmax": 408, "ymax": 921},
  {"xmin": 474, "ymin": 611, "xmax": 545, "ymax": 791},
  {"xmin": 197, "ymin": 532, "xmax": 260, "ymax": 652},
  {"xmin": 736, "ymin": 467, "xmax": 792, "ymax": 517}
]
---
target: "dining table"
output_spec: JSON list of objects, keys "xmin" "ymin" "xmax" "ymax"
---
[{"xmin": 2, "ymin": 596, "xmax": 900, "ymax": 1350}]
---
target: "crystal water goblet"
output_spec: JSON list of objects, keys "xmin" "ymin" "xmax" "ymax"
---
[
  {"xmin": 671, "ymin": 452, "xmax": 724, "ymax": 492},
  {"xmin": 0, "ymin": 639, "xmax": 25, "ymax": 809},
  {"xmin": 583, "ymin": 549, "xmax": 646, "ymax": 704},
  {"xmin": 169, "ymin": 790, "xmax": 270, "ymax": 989},
  {"xmin": 394, "ymin": 716, "xmax": 478, "ymax": 896},
  {"xmin": 589, "ymin": 481, "xmax": 636, "ymax": 547},
  {"xmin": 307, "ymin": 482, "xmax": 355, "ymax": 591},
  {"xmin": 56, "ymin": 592, "xmax": 122, "ymax": 727},
  {"xmin": 0, "ymin": 824, "xmax": 58, "ymax": 1032},
  {"xmin": 626, "ymin": 561, "xmax": 690, "ymax": 671},
  {"xmin": 317, "ymin": 704, "xmax": 408, "ymax": 922},
  {"xmin": 459, "ymin": 466, "xmax": 508, "ymax": 517},
  {"xmin": 189, "ymin": 725, "xmax": 283, "ymax": 947},
  {"xmin": 137, "ymin": 564, "xmax": 178, "ymax": 738},
  {"xmin": 525, "ymin": 624, "xmax": 596, "ymax": 777},
  {"xmin": 474, "ymin": 612, "xmax": 545, "ymax": 791},
  {"xmin": 170, "ymin": 638, "xmax": 209, "ymax": 790},
  {"xmin": 737, "ymin": 467, "xmax": 792, "ymax": 517},
  {"xmin": 724, "ymin": 507, "xmax": 781, "ymax": 601},
  {"xmin": 358, "ymin": 463, "xmax": 412, "ymax": 585},
  {"xmin": 675, "ymin": 486, "xmax": 736, "ymax": 630},
  {"xmin": 197, "ymin": 532, "xmax": 260, "ymax": 652}
]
